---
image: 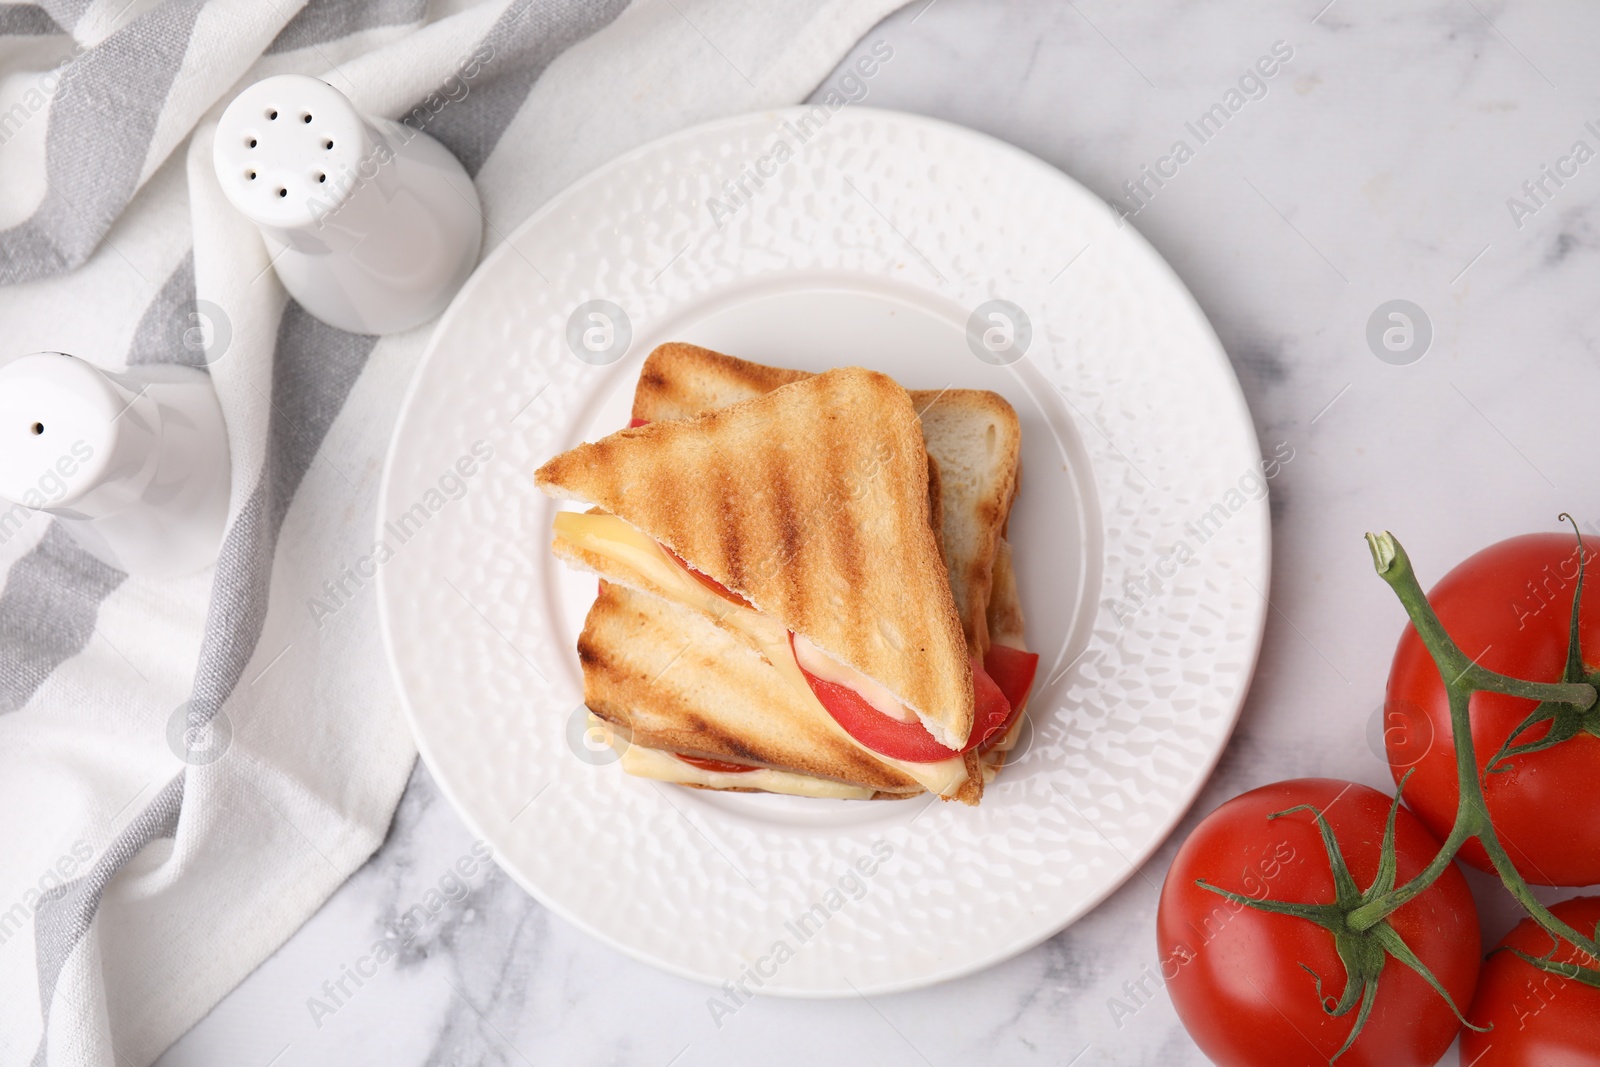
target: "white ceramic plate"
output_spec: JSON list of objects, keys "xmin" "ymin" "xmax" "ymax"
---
[{"xmin": 377, "ymin": 108, "xmax": 1269, "ymax": 996}]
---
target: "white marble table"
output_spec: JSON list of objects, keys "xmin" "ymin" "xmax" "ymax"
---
[{"xmin": 157, "ymin": 1, "xmax": 1600, "ymax": 1063}]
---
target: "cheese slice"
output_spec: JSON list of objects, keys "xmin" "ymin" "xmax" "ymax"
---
[
  {"xmin": 556, "ymin": 510, "xmax": 970, "ymax": 796},
  {"xmin": 611, "ymin": 732, "xmax": 879, "ymax": 800},
  {"xmin": 793, "ymin": 633, "xmax": 918, "ymax": 723}
]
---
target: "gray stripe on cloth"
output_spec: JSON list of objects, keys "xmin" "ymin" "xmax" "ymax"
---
[
  {"xmin": 0, "ymin": 0, "xmax": 205, "ymax": 284},
  {"xmin": 0, "ymin": 5, "xmax": 62, "ymax": 35},
  {"xmin": 0, "ymin": 245, "xmax": 208, "ymax": 718},
  {"xmin": 178, "ymin": 0, "xmax": 637, "ymax": 720},
  {"xmin": 0, "ymin": 522, "xmax": 125, "ymax": 715},
  {"xmin": 18, "ymin": 7, "xmax": 638, "ymax": 1054},
  {"xmin": 266, "ymin": 0, "xmax": 426, "ymax": 55},
  {"xmin": 24, "ymin": 308, "xmax": 377, "ymax": 1057},
  {"xmin": 32, "ymin": 0, "xmax": 84, "ymax": 32},
  {"xmin": 187, "ymin": 305, "xmax": 377, "ymax": 727},
  {"xmin": 29, "ymin": 772, "xmax": 183, "ymax": 1067},
  {"xmin": 416, "ymin": 0, "xmax": 630, "ymax": 178},
  {"xmin": 127, "ymin": 249, "xmax": 205, "ymax": 367}
]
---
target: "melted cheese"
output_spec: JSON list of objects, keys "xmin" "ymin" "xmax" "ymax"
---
[
  {"xmin": 792, "ymin": 632, "xmax": 917, "ymax": 722},
  {"xmin": 614, "ymin": 735, "xmax": 878, "ymax": 800},
  {"xmin": 555, "ymin": 510, "xmax": 970, "ymax": 796}
]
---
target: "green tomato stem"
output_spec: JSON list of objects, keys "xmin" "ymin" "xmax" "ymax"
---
[
  {"xmin": 1499, "ymin": 947, "xmax": 1600, "ymax": 990},
  {"xmin": 1480, "ymin": 826, "xmax": 1600, "ymax": 960},
  {"xmin": 1356, "ymin": 531, "xmax": 1600, "ymax": 963},
  {"xmin": 1365, "ymin": 534, "xmax": 1596, "ymax": 708},
  {"xmin": 1347, "ymin": 686, "xmax": 1483, "ymax": 931}
]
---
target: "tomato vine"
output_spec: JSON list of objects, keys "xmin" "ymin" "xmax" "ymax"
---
[{"xmin": 1195, "ymin": 520, "xmax": 1600, "ymax": 1059}]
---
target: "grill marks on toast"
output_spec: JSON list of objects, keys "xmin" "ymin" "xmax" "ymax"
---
[
  {"xmin": 631, "ymin": 343, "xmax": 807, "ymax": 421},
  {"xmin": 631, "ymin": 343, "xmax": 1022, "ymax": 654},
  {"xmin": 713, "ymin": 452, "xmax": 751, "ymax": 595},
  {"xmin": 824, "ymin": 444, "xmax": 865, "ymax": 622},
  {"xmin": 537, "ymin": 367, "xmax": 975, "ymax": 743},
  {"xmin": 579, "ymin": 582, "xmax": 924, "ymax": 792}
]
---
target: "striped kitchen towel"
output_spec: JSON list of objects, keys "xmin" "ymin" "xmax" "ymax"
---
[{"xmin": 0, "ymin": 1, "xmax": 909, "ymax": 1063}]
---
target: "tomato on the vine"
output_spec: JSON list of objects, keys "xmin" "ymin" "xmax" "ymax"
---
[
  {"xmin": 1158, "ymin": 779, "xmax": 1480, "ymax": 1067},
  {"xmin": 1459, "ymin": 896, "xmax": 1600, "ymax": 1066},
  {"xmin": 1385, "ymin": 534, "xmax": 1600, "ymax": 886}
]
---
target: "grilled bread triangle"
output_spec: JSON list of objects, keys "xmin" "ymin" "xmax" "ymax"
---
[
  {"xmin": 580, "ymin": 581, "xmax": 927, "ymax": 795},
  {"xmin": 632, "ymin": 343, "xmax": 1022, "ymax": 655},
  {"xmin": 537, "ymin": 366, "xmax": 976, "ymax": 747},
  {"xmin": 579, "ymin": 543, "xmax": 1024, "ymax": 803}
]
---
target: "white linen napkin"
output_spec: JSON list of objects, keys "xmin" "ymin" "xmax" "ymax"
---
[{"xmin": 0, "ymin": 1, "xmax": 909, "ymax": 1062}]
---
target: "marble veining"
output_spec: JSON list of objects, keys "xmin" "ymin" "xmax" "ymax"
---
[{"xmin": 158, "ymin": 1, "xmax": 1600, "ymax": 1063}]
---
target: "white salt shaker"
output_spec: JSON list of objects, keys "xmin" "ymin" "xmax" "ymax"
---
[
  {"xmin": 0, "ymin": 353, "xmax": 231, "ymax": 578},
  {"xmin": 212, "ymin": 74, "xmax": 483, "ymax": 335}
]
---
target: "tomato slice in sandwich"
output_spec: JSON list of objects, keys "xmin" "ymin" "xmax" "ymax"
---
[
  {"xmin": 627, "ymin": 417, "xmax": 650, "ymax": 428},
  {"xmin": 977, "ymin": 644, "xmax": 1039, "ymax": 753},
  {"xmin": 791, "ymin": 634, "xmax": 1014, "ymax": 763},
  {"xmin": 661, "ymin": 545, "xmax": 754, "ymax": 608},
  {"xmin": 983, "ymin": 644, "xmax": 1039, "ymax": 713},
  {"xmin": 675, "ymin": 754, "xmax": 756, "ymax": 774}
]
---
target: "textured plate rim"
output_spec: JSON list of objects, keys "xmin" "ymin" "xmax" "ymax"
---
[{"xmin": 376, "ymin": 106, "xmax": 1271, "ymax": 996}]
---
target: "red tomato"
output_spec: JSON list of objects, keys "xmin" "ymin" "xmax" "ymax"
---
[
  {"xmin": 661, "ymin": 545, "xmax": 754, "ymax": 609},
  {"xmin": 675, "ymin": 754, "xmax": 756, "ymax": 774},
  {"xmin": 1459, "ymin": 896, "xmax": 1600, "ymax": 1066},
  {"xmin": 1385, "ymin": 534, "xmax": 1600, "ymax": 885},
  {"xmin": 983, "ymin": 643, "xmax": 1039, "ymax": 716},
  {"xmin": 793, "ymin": 635, "xmax": 1012, "ymax": 762},
  {"xmin": 964, "ymin": 658, "xmax": 1016, "ymax": 751},
  {"xmin": 977, "ymin": 643, "xmax": 1038, "ymax": 754},
  {"xmin": 627, "ymin": 417, "xmax": 650, "ymax": 428},
  {"xmin": 1158, "ymin": 780, "xmax": 1480, "ymax": 1067}
]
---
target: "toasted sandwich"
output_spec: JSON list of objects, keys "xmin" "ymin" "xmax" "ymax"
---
[
  {"xmin": 580, "ymin": 581, "xmax": 925, "ymax": 799},
  {"xmin": 579, "ymin": 566, "xmax": 1034, "ymax": 800},
  {"xmin": 630, "ymin": 343, "xmax": 1022, "ymax": 657},
  {"xmin": 536, "ymin": 348, "xmax": 1036, "ymax": 804}
]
